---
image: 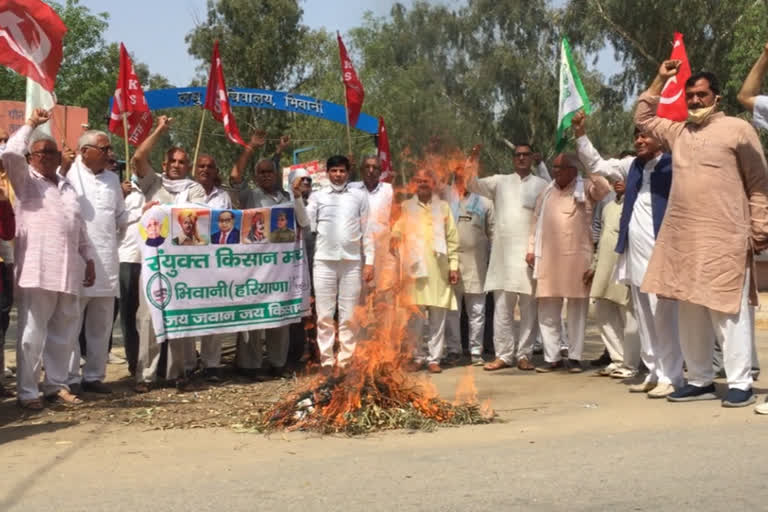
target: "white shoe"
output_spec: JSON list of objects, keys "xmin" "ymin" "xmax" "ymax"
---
[
  {"xmin": 647, "ymin": 382, "xmax": 676, "ymax": 399},
  {"xmin": 755, "ymin": 400, "xmax": 768, "ymax": 415},
  {"xmin": 597, "ymin": 362, "xmax": 619, "ymax": 376},
  {"xmin": 628, "ymin": 380, "xmax": 657, "ymax": 393}
]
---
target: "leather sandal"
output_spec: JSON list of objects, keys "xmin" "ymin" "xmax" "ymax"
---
[
  {"xmin": 483, "ymin": 358, "xmax": 511, "ymax": 371},
  {"xmin": 18, "ymin": 398, "xmax": 44, "ymax": 410}
]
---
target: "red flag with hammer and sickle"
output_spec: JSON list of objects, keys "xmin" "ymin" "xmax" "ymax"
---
[
  {"xmin": 203, "ymin": 40, "xmax": 246, "ymax": 146},
  {"xmin": 657, "ymin": 32, "xmax": 692, "ymax": 122}
]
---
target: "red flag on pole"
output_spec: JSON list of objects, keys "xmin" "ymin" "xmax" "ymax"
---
[
  {"xmin": 0, "ymin": 0, "xmax": 67, "ymax": 91},
  {"xmin": 337, "ymin": 32, "xmax": 365, "ymax": 127},
  {"xmin": 203, "ymin": 40, "xmax": 245, "ymax": 146},
  {"xmin": 108, "ymin": 43, "xmax": 153, "ymax": 146},
  {"xmin": 657, "ymin": 32, "xmax": 692, "ymax": 122},
  {"xmin": 377, "ymin": 117, "xmax": 392, "ymax": 183}
]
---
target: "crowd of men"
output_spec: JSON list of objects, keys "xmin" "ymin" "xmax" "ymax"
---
[{"xmin": 4, "ymin": 42, "xmax": 768, "ymax": 414}]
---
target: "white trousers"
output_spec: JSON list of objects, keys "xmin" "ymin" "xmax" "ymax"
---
[
  {"xmin": 631, "ymin": 286, "xmax": 683, "ymax": 386},
  {"xmin": 136, "ymin": 282, "xmax": 195, "ymax": 383},
  {"xmin": 445, "ymin": 289, "xmax": 486, "ymax": 356},
  {"xmin": 410, "ymin": 306, "xmax": 448, "ymax": 364},
  {"xmin": 677, "ymin": 271, "xmax": 753, "ymax": 391},
  {"xmin": 493, "ymin": 290, "xmax": 537, "ymax": 363},
  {"xmin": 538, "ymin": 297, "xmax": 587, "ymax": 363},
  {"xmin": 314, "ymin": 259, "xmax": 362, "ymax": 367},
  {"xmin": 235, "ymin": 327, "xmax": 289, "ymax": 369},
  {"xmin": 594, "ymin": 299, "xmax": 640, "ymax": 369},
  {"xmin": 16, "ymin": 287, "xmax": 80, "ymax": 401},
  {"xmin": 200, "ymin": 335, "xmax": 223, "ymax": 368},
  {"xmin": 67, "ymin": 296, "xmax": 114, "ymax": 384}
]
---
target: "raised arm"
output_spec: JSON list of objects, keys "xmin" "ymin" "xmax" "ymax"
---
[
  {"xmin": 572, "ymin": 111, "xmax": 628, "ymax": 181},
  {"xmin": 634, "ymin": 60, "xmax": 686, "ymax": 149},
  {"xmin": 230, "ymin": 131, "xmax": 266, "ymax": 185},
  {"xmin": 738, "ymin": 42, "xmax": 768, "ymax": 112},
  {"xmin": 1, "ymin": 109, "xmax": 51, "ymax": 193},
  {"xmin": 132, "ymin": 115, "xmax": 172, "ymax": 178}
]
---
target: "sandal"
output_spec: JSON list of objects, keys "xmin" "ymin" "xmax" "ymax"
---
[
  {"xmin": 46, "ymin": 389, "xmax": 82, "ymax": 405},
  {"xmin": 17, "ymin": 398, "xmax": 44, "ymax": 410},
  {"xmin": 133, "ymin": 382, "xmax": 151, "ymax": 394}
]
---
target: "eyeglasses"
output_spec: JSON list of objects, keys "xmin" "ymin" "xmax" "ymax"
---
[
  {"xmin": 30, "ymin": 149, "xmax": 61, "ymax": 157},
  {"xmin": 514, "ymin": 152, "xmax": 532, "ymax": 158},
  {"xmin": 219, "ymin": 216, "xmax": 234, "ymax": 223},
  {"xmin": 84, "ymin": 144, "xmax": 112, "ymax": 154}
]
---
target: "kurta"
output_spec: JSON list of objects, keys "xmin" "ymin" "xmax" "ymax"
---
[
  {"xmin": 468, "ymin": 172, "xmax": 548, "ymax": 294},
  {"xmin": 136, "ymin": 169, "xmax": 206, "ymax": 205},
  {"xmin": 529, "ymin": 176, "xmax": 611, "ymax": 298},
  {"xmin": 452, "ymin": 192, "xmax": 494, "ymax": 294},
  {"xmin": 635, "ymin": 93, "xmax": 768, "ymax": 314},
  {"xmin": 392, "ymin": 196, "xmax": 459, "ymax": 309},
  {"xmin": 590, "ymin": 197, "xmax": 629, "ymax": 305}
]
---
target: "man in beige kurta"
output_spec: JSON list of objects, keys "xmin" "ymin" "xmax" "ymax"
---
[
  {"xmin": 392, "ymin": 169, "xmax": 459, "ymax": 373},
  {"xmin": 527, "ymin": 153, "xmax": 610, "ymax": 372},
  {"xmin": 635, "ymin": 61, "xmax": 768, "ymax": 407}
]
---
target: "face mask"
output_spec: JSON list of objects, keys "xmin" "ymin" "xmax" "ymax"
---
[
  {"xmin": 330, "ymin": 182, "xmax": 346, "ymax": 192},
  {"xmin": 686, "ymin": 98, "xmax": 719, "ymax": 125}
]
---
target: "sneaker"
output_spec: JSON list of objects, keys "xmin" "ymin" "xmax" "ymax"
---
[
  {"xmin": 471, "ymin": 356, "xmax": 485, "ymax": 366},
  {"xmin": 559, "ymin": 346, "xmax": 569, "ymax": 358},
  {"xmin": 532, "ymin": 345, "xmax": 543, "ymax": 356},
  {"xmin": 628, "ymin": 380, "xmax": 657, "ymax": 393},
  {"xmin": 82, "ymin": 380, "xmax": 112, "ymax": 394},
  {"xmin": 755, "ymin": 398, "xmax": 768, "ymax": 415},
  {"xmin": 597, "ymin": 362, "xmax": 619, "ymax": 376},
  {"xmin": 647, "ymin": 382, "xmax": 675, "ymax": 399},
  {"xmin": 108, "ymin": 352, "xmax": 126, "ymax": 365},
  {"xmin": 722, "ymin": 388, "xmax": 755, "ymax": 408},
  {"xmin": 610, "ymin": 367, "xmax": 638, "ymax": 379},
  {"xmin": 535, "ymin": 361, "xmax": 564, "ymax": 373},
  {"xmin": 567, "ymin": 359, "xmax": 583, "ymax": 373},
  {"xmin": 667, "ymin": 383, "xmax": 718, "ymax": 402}
]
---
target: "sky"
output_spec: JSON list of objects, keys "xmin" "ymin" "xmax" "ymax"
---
[{"xmin": 77, "ymin": 0, "xmax": 618, "ymax": 87}]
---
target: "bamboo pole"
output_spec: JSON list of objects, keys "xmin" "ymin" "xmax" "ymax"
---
[
  {"xmin": 192, "ymin": 109, "xmax": 207, "ymax": 170},
  {"xmin": 122, "ymin": 112, "xmax": 131, "ymax": 180},
  {"xmin": 341, "ymin": 90, "xmax": 353, "ymax": 156}
]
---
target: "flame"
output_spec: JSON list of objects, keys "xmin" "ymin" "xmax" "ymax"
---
[{"xmin": 453, "ymin": 367, "xmax": 478, "ymax": 405}]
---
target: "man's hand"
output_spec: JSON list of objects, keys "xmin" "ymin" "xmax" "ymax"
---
[
  {"xmin": 155, "ymin": 115, "xmax": 173, "ymax": 133},
  {"xmin": 449, "ymin": 270, "xmax": 459, "ymax": 285},
  {"xmin": 525, "ymin": 252, "xmax": 535, "ymax": 268},
  {"xmin": 582, "ymin": 268, "xmax": 595, "ymax": 287},
  {"xmin": 142, "ymin": 200, "xmax": 160, "ymax": 213},
  {"xmin": 291, "ymin": 177, "xmax": 303, "ymax": 198},
  {"xmin": 83, "ymin": 260, "xmax": 95, "ymax": 287},
  {"xmin": 249, "ymin": 130, "xmax": 267, "ymax": 150},
  {"xmin": 276, "ymin": 134, "xmax": 291, "ymax": 154},
  {"xmin": 60, "ymin": 146, "xmax": 75, "ymax": 174},
  {"xmin": 571, "ymin": 110, "xmax": 586, "ymax": 137},
  {"xmin": 363, "ymin": 264, "xmax": 374, "ymax": 282},
  {"xmin": 658, "ymin": 59, "xmax": 681, "ymax": 80},
  {"xmin": 121, "ymin": 181, "xmax": 133, "ymax": 197},
  {"xmin": 28, "ymin": 108, "xmax": 51, "ymax": 128}
]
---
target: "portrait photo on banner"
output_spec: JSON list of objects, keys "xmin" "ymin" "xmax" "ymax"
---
[
  {"xmin": 172, "ymin": 208, "xmax": 210, "ymax": 246},
  {"xmin": 211, "ymin": 209, "xmax": 242, "ymax": 245},
  {"xmin": 139, "ymin": 207, "xmax": 169, "ymax": 247},
  {"xmin": 241, "ymin": 208, "xmax": 270, "ymax": 244},
  {"xmin": 269, "ymin": 207, "xmax": 296, "ymax": 243}
]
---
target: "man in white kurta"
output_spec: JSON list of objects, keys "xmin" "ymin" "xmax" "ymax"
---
[
  {"xmin": 467, "ymin": 143, "xmax": 548, "ymax": 371},
  {"xmin": 65, "ymin": 131, "xmax": 134, "ymax": 394},
  {"xmin": 3, "ymin": 109, "xmax": 95, "ymax": 407},
  {"xmin": 445, "ymin": 173, "xmax": 494, "ymax": 365},
  {"xmin": 307, "ymin": 155, "xmax": 374, "ymax": 370},
  {"xmin": 132, "ymin": 116, "xmax": 206, "ymax": 391},
  {"xmin": 392, "ymin": 169, "xmax": 459, "ymax": 373}
]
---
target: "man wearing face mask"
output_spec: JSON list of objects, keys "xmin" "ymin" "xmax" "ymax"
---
[{"xmin": 635, "ymin": 60, "xmax": 768, "ymax": 407}]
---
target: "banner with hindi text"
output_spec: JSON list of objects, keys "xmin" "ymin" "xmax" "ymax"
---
[{"xmin": 139, "ymin": 204, "xmax": 310, "ymax": 342}]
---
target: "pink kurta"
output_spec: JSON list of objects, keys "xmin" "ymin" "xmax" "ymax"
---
[
  {"xmin": 528, "ymin": 176, "xmax": 610, "ymax": 298},
  {"xmin": 635, "ymin": 93, "xmax": 768, "ymax": 314}
]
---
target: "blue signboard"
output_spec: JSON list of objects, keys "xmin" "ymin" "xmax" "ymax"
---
[{"xmin": 129, "ymin": 87, "xmax": 378, "ymax": 135}]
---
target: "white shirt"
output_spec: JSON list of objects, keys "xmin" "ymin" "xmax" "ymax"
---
[
  {"xmin": 575, "ymin": 135, "xmax": 635, "ymax": 180},
  {"xmin": 118, "ymin": 181, "xmax": 146, "ymax": 264},
  {"xmin": 616, "ymin": 154, "xmax": 661, "ymax": 287},
  {"xmin": 204, "ymin": 186, "xmax": 233, "ymax": 209},
  {"xmin": 753, "ymin": 95, "xmax": 768, "ymax": 131},
  {"xmin": 349, "ymin": 180, "xmax": 392, "ymax": 236},
  {"xmin": 307, "ymin": 183, "xmax": 373, "ymax": 262},
  {"xmin": 66, "ymin": 156, "xmax": 132, "ymax": 297}
]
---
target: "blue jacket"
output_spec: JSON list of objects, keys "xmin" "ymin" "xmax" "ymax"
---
[{"xmin": 615, "ymin": 153, "xmax": 672, "ymax": 254}]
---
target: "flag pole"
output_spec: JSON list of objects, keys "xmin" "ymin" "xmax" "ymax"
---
[
  {"xmin": 121, "ymin": 112, "xmax": 131, "ymax": 180},
  {"xmin": 192, "ymin": 109, "xmax": 206, "ymax": 171},
  {"xmin": 341, "ymin": 91, "xmax": 353, "ymax": 156}
]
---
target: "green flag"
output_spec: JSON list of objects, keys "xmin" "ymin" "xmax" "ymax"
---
[{"xmin": 555, "ymin": 37, "xmax": 591, "ymax": 151}]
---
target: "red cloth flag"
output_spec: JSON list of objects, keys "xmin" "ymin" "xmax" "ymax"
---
[
  {"xmin": 337, "ymin": 32, "xmax": 364, "ymax": 127},
  {"xmin": 377, "ymin": 117, "xmax": 392, "ymax": 183},
  {"xmin": 657, "ymin": 32, "xmax": 692, "ymax": 122},
  {"xmin": 0, "ymin": 0, "xmax": 67, "ymax": 91},
  {"xmin": 204, "ymin": 40, "xmax": 245, "ymax": 146},
  {"xmin": 108, "ymin": 43, "xmax": 153, "ymax": 146}
]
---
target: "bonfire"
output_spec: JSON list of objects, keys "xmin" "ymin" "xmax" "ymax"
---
[{"xmin": 263, "ymin": 151, "xmax": 494, "ymax": 435}]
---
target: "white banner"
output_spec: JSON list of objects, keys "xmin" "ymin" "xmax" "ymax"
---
[{"xmin": 139, "ymin": 204, "xmax": 310, "ymax": 342}]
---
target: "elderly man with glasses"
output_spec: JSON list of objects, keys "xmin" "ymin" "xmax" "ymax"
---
[{"xmin": 1, "ymin": 109, "xmax": 95, "ymax": 408}]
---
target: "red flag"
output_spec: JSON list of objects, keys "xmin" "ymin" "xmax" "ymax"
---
[
  {"xmin": 377, "ymin": 117, "xmax": 392, "ymax": 183},
  {"xmin": 0, "ymin": 0, "xmax": 67, "ymax": 91},
  {"xmin": 657, "ymin": 32, "xmax": 692, "ymax": 122},
  {"xmin": 337, "ymin": 32, "xmax": 364, "ymax": 127},
  {"xmin": 203, "ymin": 40, "xmax": 245, "ymax": 146},
  {"xmin": 108, "ymin": 43, "xmax": 153, "ymax": 147}
]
